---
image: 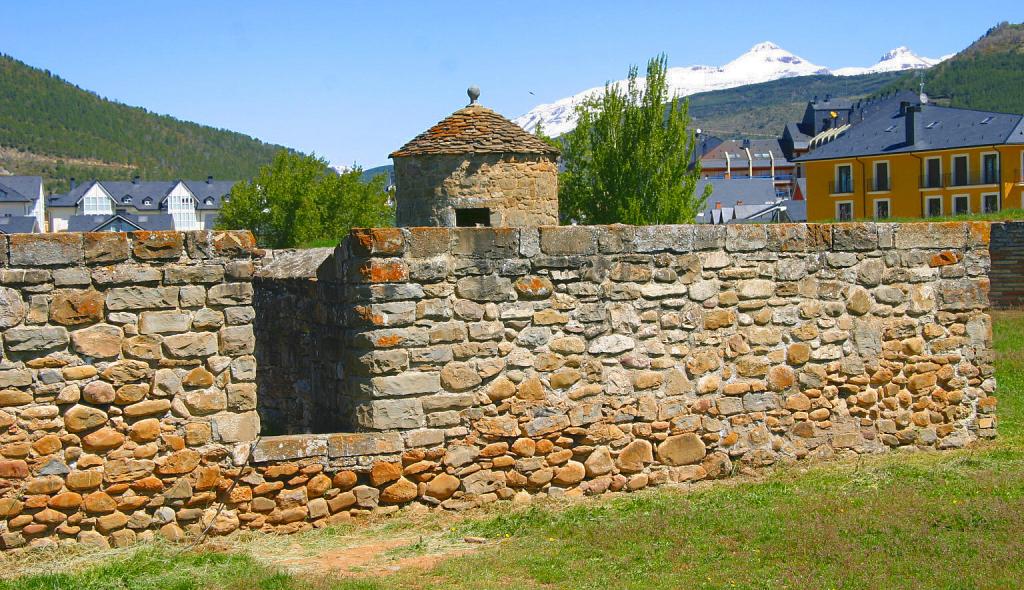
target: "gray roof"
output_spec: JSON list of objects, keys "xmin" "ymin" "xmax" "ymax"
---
[
  {"xmin": 0, "ymin": 215, "xmax": 40, "ymax": 234},
  {"xmin": 701, "ymin": 139, "xmax": 793, "ymax": 166},
  {"xmin": 67, "ymin": 212, "xmax": 175, "ymax": 232},
  {"xmin": 795, "ymin": 104, "xmax": 1024, "ymax": 162},
  {"xmin": 0, "ymin": 176, "xmax": 42, "ymax": 203},
  {"xmin": 697, "ymin": 177, "xmax": 779, "ymax": 206},
  {"xmin": 49, "ymin": 179, "xmax": 237, "ymax": 210}
]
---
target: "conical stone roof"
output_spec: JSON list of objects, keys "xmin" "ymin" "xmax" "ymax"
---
[{"xmin": 390, "ymin": 104, "xmax": 560, "ymax": 158}]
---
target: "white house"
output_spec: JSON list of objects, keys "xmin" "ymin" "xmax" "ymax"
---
[
  {"xmin": 47, "ymin": 177, "xmax": 236, "ymax": 232},
  {"xmin": 0, "ymin": 176, "xmax": 45, "ymax": 233}
]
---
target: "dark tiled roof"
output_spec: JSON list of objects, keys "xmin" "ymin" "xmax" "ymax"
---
[
  {"xmin": 390, "ymin": 104, "xmax": 560, "ymax": 158},
  {"xmin": 701, "ymin": 139, "xmax": 793, "ymax": 166},
  {"xmin": 0, "ymin": 215, "xmax": 40, "ymax": 233},
  {"xmin": 795, "ymin": 104, "xmax": 1024, "ymax": 162},
  {"xmin": 67, "ymin": 212, "xmax": 175, "ymax": 232},
  {"xmin": 695, "ymin": 177, "xmax": 782, "ymax": 225},
  {"xmin": 0, "ymin": 176, "xmax": 42, "ymax": 203},
  {"xmin": 49, "ymin": 179, "xmax": 237, "ymax": 209}
]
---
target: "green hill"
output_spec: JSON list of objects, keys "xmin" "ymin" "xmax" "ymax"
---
[
  {"xmin": 684, "ymin": 71, "xmax": 903, "ymax": 138},
  {"xmin": 0, "ymin": 53, "xmax": 288, "ymax": 192},
  {"xmin": 884, "ymin": 22, "xmax": 1024, "ymax": 114}
]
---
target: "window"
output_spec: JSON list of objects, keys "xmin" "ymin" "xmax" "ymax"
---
[
  {"xmin": 835, "ymin": 201, "xmax": 853, "ymax": 221},
  {"xmin": 873, "ymin": 162, "xmax": 889, "ymax": 191},
  {"xmin": 983, "ymin": 193, "xmax": 1000, "ymax": 213},
  {"xmin": 122, "ymin": 196, "xmax": 132, "ymax": 204},
  {"xmin": 143, "ymin": 198, "xmax": 152, "ymax": 206},
  {"xmin": 204, "ymin": 197, "xmax": 215, "ymax": 206},
  {"xmin": 166, "ymin": 186, "xmax": 200, "ymax": 230},
  {"xmin": 952, "ymin": 155, "xmax": 968, "ymax": 186},
  {"xmin": 835, "ymin": 165, "xmax": 853, "ymax": 194},
  {"xmin": 82, "ymin": 189, "xmax": 112, "ymax": 215},
  {"xmin": 982, "ymin": 153, "xmax": 999, "ymax": 184},
  {"xmin": 874, "ymin": 199, "xmax": 890, "ymax": 220},
  {"xmin": 924, "ymin": 158, "xmax": 942, "ymax": 188},
  {"xmin": 926, "ymin": 196, "xmax": 943, "ymax": 217},
  {"xmin": 455, "ymin": 208, "xmax": 491, "ymax": 227},
  {"xmin": 954, "ymin": 195, "xmax": 970, "ymax": 216}
]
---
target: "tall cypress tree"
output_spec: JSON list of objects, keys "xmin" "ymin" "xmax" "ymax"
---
[{"xmin": 560, "ymin": 54, "xmax": 710, "ymax": 225}]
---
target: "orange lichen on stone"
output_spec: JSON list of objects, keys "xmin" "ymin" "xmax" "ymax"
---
[
  {"xmin": 358, "ymin": 261, "xmax": 409, "ymax": 283},
  {"xmin": 355, "ymin": 306, "xmax": 386, "ymax": 326},
  {"xmin": 375, "ymin": 334, "xmax": 403, "ymax": 348},
  {"xmin": 930, "ymin": 251, "xmax": 959, "ymax": 267},
  {"xmin": 351, "ymin": 228, "xmax": 404, "ymax": 256}
]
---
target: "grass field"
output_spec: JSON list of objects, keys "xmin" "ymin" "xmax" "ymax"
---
[{"xmin": 3, "ymin": 313, "xmax": 1023, "ymax": 590}]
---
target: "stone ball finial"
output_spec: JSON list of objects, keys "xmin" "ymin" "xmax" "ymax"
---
[{"xmin": 467, "ymin": 85, "xmax": 481, "ymax": 105}]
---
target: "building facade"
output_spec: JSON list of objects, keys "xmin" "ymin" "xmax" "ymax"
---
[
  {"xmin": 796, "ymin": 102, "xmax": 1024, "ymax": 221},
  {"xmin": 47, "ymin": 177, "xmax": 236, "ymax": 232}
]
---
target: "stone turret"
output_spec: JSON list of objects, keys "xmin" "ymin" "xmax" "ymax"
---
[{"xmin": 389, "ymin": 87, "xmax": 560, "ymax": 228}]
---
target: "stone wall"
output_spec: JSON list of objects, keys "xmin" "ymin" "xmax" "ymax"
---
[
  {"xmin": 253, "ymin": 248, "xmax": 339, "ymax": 435},
  {"xmin": 246, "ymin": 222, "xmax": 996, "ymax": 527},
  {"xmin": 0, "ymin": 223, "xmax": 999, "ymax": 550},
  {"xmin": 988, "ymin": 221, "xmax": 1024, "ymax": 309},
  {"xmin": 0, "ymin": 231, "xmax": 261, "ymax": 550},
  {"xmin": 393, "ymin": 154, "xmax": 559, "ymax": 227}
]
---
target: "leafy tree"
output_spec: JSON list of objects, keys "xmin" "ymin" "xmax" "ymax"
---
[
  {"xmin": 217, "ymin": 150, "xmax": 393, "ymax": 248},
  {"xmin": 533, "ymin": 121, "xmax": 563, "ymax": 151},
  {"xmin": 559, "ymin": 54, "xmax": 710, "ymax": 225}
]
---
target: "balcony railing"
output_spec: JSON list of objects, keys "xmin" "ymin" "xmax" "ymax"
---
[
  {"xmin": 920, "ymin": 171, "xmax": 1001, "ymax": 189},
  {"xmin": 868, "ymin": 177, "xmax": 890, "ymax": 192},
  {"xmin": 830, "ymin": 180, "xmax": 854, "ymax": 194}
]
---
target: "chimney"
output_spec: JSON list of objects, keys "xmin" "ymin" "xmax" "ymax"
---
[
  {"xmin": 715, "ymin": 201, "xmax": 722, "ymax": 209},
  {"xmin": 132, "ymin": 175, "xmax": 140, "ymax": 185},
  {"xmin": 736, "ymin": 200, "xmax": 744, "ymax": 206},
  {"xmin": 905, "ymin": 104, "xmax": 921, "ymax": 146},
  {"xmin": 70, "ymin": 177, "xmax": 76, "ymax": 190},
  {"xmin": 899, "ymin": 101, "xmax": 910, "ymax": 115},
  {"xmin": 207, "ymin": 175, "xmax": 213, "ymax": 184}
]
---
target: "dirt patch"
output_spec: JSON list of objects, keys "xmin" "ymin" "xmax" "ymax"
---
[{"xmin": 276, "ymin": 536, "xmax": 475, "ymax": 577}]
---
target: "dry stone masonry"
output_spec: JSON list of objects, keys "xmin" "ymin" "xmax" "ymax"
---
[
  {"xmin": 0, "ymin": 222, "xmax": 999, "ymax": 550},
  {"xmin": 0, "ymin": 231, "xmax": 260, "ymax": 550},
  {"xmin": 247, "ymin": 222, "xmax": 996, "ymax": 531}
]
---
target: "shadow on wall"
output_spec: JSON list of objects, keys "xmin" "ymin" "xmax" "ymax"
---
[{"xmin": 253, "ymin": 246, "xmax": 350, "ymax": 435}]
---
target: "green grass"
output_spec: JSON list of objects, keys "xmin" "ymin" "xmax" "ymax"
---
[{"xmin": 5, "ymin": 313, "xmax": 1024, "ymax": 590}]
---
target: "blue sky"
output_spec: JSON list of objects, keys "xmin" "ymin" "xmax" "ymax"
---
[{"xmin": 3, "ymin": 1, "xmax": 1019, "ymax": 168}]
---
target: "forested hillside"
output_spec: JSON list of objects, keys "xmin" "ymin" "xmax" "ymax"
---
[
  {"xmin": 884, "ymin": 22, "xmax": 1024, "ymax": 114},
  {"xmin": 0, "ymin": 53, "xmax": 287, "ymax": 191}
]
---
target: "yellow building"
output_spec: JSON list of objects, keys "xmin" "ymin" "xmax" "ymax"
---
[{"xmin": 795, "ymin": 101, "xmax": 1024, "ymax": 221}]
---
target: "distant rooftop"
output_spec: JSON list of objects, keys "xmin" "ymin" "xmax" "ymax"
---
[{"xmin": 795, "ymin": 103, "xmax": 1024, "ymax": 162}]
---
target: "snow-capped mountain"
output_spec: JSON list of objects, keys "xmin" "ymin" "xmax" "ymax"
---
[
  {"xmin": 833, "ymin": 46, "xmax": 949, "ymax": 76},
  {"xmin": 515, "ymin": 42, "xmax": 948, "ymax": 136}
]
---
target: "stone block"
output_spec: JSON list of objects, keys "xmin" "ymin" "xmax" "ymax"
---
[
  {"xmin": 212, "ymin": 411, "xmax": 260, "ymax": 443},
  {"xmin": 328, "ymin": 431, "xmax": 405, "ymax": 457},
  {"xmin": 634, "ymin": 225, "xmax": 694, "ymax": 253},
  {"xmin": 10, "ymin": 233, "xmax": 83, "ymax": 266},
  {"xmin": 356, "ymin": 398, "xmax": 425, "ymax": 430},
  {"xmin": 894, "ymin": 222, "xmax": 966, "ymax": 249},
  {"xmin": 83, "ymin": 233, "xmax": 130, "ymax": 264},
  {"xmin": 163, "ymin": 264, "xmax": 225, "ymax": 285},
  {"xmin": 139, "ymin": 311, "xmax": 191, "ymax": 334},
  {"xmin": 451, "ymin": 227, "xmax": 518, "ymax": 258},
  {"xmin": 371, "ymin": 371, "xmax": 440, "ymax": 397},
  {"xmin": 540, "ymin": 226, "xmax": 596, "ymax": 255},
  {"xmin": 454, "ymin": 275, "xmax": 514, "ymax": 302},
  {"xmin": 0, "ymin": 287, "xmax": 26, "ymax": 329},
  {"xmin": 253, "ymin": 435, "xmax": 328, "ymax": 462},
  {"xmin": 832, "ymin": 223, "xmax": 877, "ymax": 251},
  {"xmin": 219, "ymin": 324, "xmax": 255, "ymax": 355},
  {"xmin": 208, "ymin": 283, "xmax": 254, "ymax": 306},
  {"xmin": 5, "ymin": 326, "xmax": 68, "ymax": 352},
  {"xmin": 163, "ymin": 332, "xmax": 218, "ymax": 359},
  {"xmin": 105, "ymin": 286, "xmax": 179, "ymax": 311},
  {"xmin": 725, "ymin": 225, "xmax": 767, "ymax": 252},
  {"xmin": 131, "ymin": 231, "xmax": 183, "ymax": 260}
]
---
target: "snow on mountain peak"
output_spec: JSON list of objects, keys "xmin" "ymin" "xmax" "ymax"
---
[{"xmin": 514, "ymin": 43, "xmax": 950, "ymax": 136}]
